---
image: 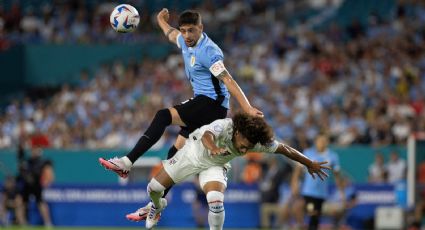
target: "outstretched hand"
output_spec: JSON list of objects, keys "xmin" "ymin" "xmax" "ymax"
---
[{"xmin": 307, "ymin": 161, "xmax": 331, "ymax": 181}]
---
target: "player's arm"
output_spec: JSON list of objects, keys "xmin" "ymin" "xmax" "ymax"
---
[
  {"xmin": 156, "ymin": 8, "xmax": 180, "ymax": 45},
  {"xmin": 201, "ymin": 131, "xmax": 227, "ymax": 156},
  {"xmin": 212, "ymin": 65, "xmax": 263, "ymax": 117},
  {"xmin": 275, "ymin": 143, "xmax": 330, "ymax": 181}
]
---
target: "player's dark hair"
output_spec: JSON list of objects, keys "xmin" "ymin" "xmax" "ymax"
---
[
  {"xmin": 178, "ymin": 10, "xmax": 202, "ymax": 26},
  {"xmin": 233, "ymin": 112, "xmax": 273, "ymax": 146}
]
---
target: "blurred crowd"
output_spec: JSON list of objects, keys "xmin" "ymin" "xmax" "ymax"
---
[{"xmin": 0, "ymin": 0, "xmax": 424, "ymax": 150}]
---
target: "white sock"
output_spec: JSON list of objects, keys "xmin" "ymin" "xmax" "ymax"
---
[
  {"xmin": 147, "ymin": 178, "xmax": 165, "ymax": 207},
  {"xmin": 207, "ymin": 191, "xmax": 225, "ymax": 230},
  {"xmin": 121, "ymin": 156, "xmax": 133, "ymax": 169}
]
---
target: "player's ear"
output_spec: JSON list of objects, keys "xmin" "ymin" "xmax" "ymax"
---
[{"xmin": 199, "ymin": 23, "xmax": 203, "ymax": 32}]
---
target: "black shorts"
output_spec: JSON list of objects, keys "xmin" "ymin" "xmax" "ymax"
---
[
  {"xmin": 174, "ymin": 95, "xmax": 228, "ymax": 138},
  {"xmin": 22, "ymin": 184, "xmax": 43, "ymax": 203},
  {"xmin": 303, "ymin": 195, "xmax": 325, "ymax": 215}
]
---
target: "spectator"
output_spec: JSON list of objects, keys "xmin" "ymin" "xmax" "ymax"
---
[
  {"xmin": 259, "ymin": 157, "xmax": 291, "ymax": 228},
  {"xmin": 0, "ymin": 0, "xmax": 424, "ymax": 151},
  {"xmin": 18, "ymin": 146, "xmax": 54, "ymax": 227},
  {"xmin": 368, "ymin": 152, "xmax": 387, "ymax": 183},
  {"xmin": 322, "ymin": 175, "xmax": 357, "ymax": 229},
  {"xmin": 241, "ymin": 152, "xmax": 263, "ymax": 184},
  {"xmin": 0, "ymin": 176, "xmax": 26, "ymax": 226},
  {"xmin": 386, "ymin": 151, "xmax": 406, "ymax": 184}
]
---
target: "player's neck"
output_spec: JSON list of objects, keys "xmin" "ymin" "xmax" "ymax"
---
[{"xmin": 189, "ymin": 34, "xmax": 204, "ymax": 49}]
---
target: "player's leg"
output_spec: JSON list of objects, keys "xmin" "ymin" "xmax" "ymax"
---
[
  {"xmin": 305, "ymin": 196, "xmax": 324, "ymax": 230},
  {"xmin": 127, "ymin": 142, "xmax": 200, "ymax": 225},
  {"xmin": 35, "ymin": 187, "xmax": 53, "ymax": 227},
  {"xmin": 292, "ymin": 196, "xmax": 306, "ymax": 229},
  {"xmin": 145, "ymin": 169, "xmax": 173, "ymax": 229},
  {"xmin": 126, "ymin": 134, "xmax": 187, "ymax": 222},
  {"xmin": 99, "ymin": 107, "xmax": 185, "ymax": 177},
  {"xmin": 199, "ymin": 166, "xmax": 228, "ymax": 230},
  {"xmin": 162, "ymin": 131, "xmax": 188, "ymax": 198},
  {"xmin": 14, "ymin": 195, "xmax": 27, "ymax": 225}
]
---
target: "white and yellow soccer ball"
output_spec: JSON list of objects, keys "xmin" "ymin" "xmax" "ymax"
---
[{"xmin": 110, "ymin": 4, "xmax": 140, "ymax": 33}]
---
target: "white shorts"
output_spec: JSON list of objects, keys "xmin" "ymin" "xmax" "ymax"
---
[{"xmin": 163, "ymin": 142, "xmax": 228, "ymax": 189}]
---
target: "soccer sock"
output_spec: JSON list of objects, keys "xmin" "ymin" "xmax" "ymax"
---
[
  {"xmin": 147, "ymin": 178, "xmax": 165, "ymax": 208},
  {"xmin": 308, "ymin": 214, "xmax": 320, "ymax": 230},
  {"xmin": 126, "ymin": 109, "xmax": 172, "ymax": 163},
  {"xmin": 207, "ymin": 191, "xmax": 225, "ymax": 230}
]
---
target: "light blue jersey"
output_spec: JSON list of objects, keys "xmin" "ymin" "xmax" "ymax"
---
[
  {"xmin": 176, "ymin": 32, "xmax": 230, "ymax": 109},
  {"xmin": 301, "ymin": 147, "xmax": 340, "ymax": 199}
]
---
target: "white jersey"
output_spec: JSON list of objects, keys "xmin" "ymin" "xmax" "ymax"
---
[
  {"xmin": 187, "ymin": 118, "xmax": 279, "ymax": 169},
  {"xmin": 163, "ymin": 118, "xmax": 279, "ymax": 188}
]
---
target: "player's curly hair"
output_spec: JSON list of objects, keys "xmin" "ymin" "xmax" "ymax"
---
[
  {"xmin": 178, "ymin": 10, "xmax": 202, "ymax": 26},
  {"xmin": 233, "ymin": 112, "xmax": 273, "ymax": 145}
]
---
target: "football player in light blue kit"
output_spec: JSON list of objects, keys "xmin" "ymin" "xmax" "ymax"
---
[
  {"xmin": 100, "ymin": 8, "xmax": 263, "ymax": 221},
  {"xmin": 291, "ymin": 134, "xmax": 344, "ymax": 230}
]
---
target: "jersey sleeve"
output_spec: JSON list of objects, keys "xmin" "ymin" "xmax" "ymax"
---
[
  {"xmin": 176, "ymin": 33, "xmax": 183, "ymax": 49},
  {"xmin": 204, "ymin": 46, "xmax": 227, "ymax": 77},
  {"xmin": 198, "ymin": 118, "xmax": 232, "ymax": 138},
  {"xmin": 251, "ymin": 140, "xmax": 279, "ymax": 153},
  {"xmin": 331, "ymin": 152, "xmax": 341, "ymax": 172}
]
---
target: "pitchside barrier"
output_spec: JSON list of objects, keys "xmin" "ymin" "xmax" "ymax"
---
[{"xmin": 17, "ymin": 183, "xmax": 399, "ymax": 229}]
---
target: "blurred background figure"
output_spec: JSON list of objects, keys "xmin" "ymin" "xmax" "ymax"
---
[
  {"xmin": 191, "ymin": 176, "xmax": 208, "ymax": 228},
  {"xmin": 321, "ymin": 174, "xmax": 357, "ymax": 229},
  {"xmin": 18, "ymin": 146, "xmax": 54, "ymax": 227},
  {"xmin": 291, "ymin": 133, "xmax": 344, "ymax": 230},
  {"xmin": 0, "ymin": 175, "xmax": 26, "ymax": 226},
  {"xmin": 386, "ymin": 151, "xmax": 406, "ymax": 184},
  {"xmin": 259, "ymin": 156, "xmax": 290, "ymax": 229},
  {"xmin": 368, "ymin": 152, "xmax": 387, "ymax": 183}
]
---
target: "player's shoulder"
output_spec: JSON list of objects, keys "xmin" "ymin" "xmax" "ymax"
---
[
  {"xmin": 303, "ymin": 147, "xmax": 315, "ymax": 155},
  {"xmin": 329, "ymin": 149, "xmax": 339, "ymax": 158},
  {"xmin": 216, "ymin": 117, "xmax": 233, "ymax": 126},
  {"xmin": 200, "ymin": 34, "xmax": 223, "ymax": 53}
]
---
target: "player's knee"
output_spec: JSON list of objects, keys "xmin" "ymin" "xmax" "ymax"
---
[
  {"xmin": 147, "ymin": 178, "xmax": 166, "ymax": 194},
  {"xmin": 206, "ymin": 191, "xmax": 224, "ymax": 213},
  {"xmin": 154, "ymin": 109, "xmax": 172, "ymax": 126}
]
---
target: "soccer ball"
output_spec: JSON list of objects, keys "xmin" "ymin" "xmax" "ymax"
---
[{"xmin": 110, "ymin": 4, "xmax": 140, "ymax": 33}]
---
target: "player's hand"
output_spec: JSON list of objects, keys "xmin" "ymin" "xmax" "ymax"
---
[
  {"xmin": 307, "ymin": 161, "xmax": 331, "ymax": 181},
  {"xmin": 245, "ymin": 106, "xmax": 264, "ymax": 118},
  {"xmin": 210, "ymin": 147, "xmax": 228, "ymax": 156},
  {"xmin": 157, "ymin": 8, "xmax": 170, "ymax": 22}
]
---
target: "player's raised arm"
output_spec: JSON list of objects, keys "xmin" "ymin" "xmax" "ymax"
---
[
  {"xmin": 212, "ymin": 65, "xmax": 263, "ymax": 117},
  {"xmin": 274, "ymin": 143, "xmax": 330, "ymax": 181},
  {"xmin": 157, "ymin": 8, "xmax": 180, "ymax": 45}
]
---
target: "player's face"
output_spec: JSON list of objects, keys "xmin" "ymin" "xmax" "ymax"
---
[
  {"xmin": 179, "ymin": 24, "xmax": 203, "ymax": 47},
  {"xmin": 315, "ymin": 136, "xmax": 328, "ymax": 152},
  {"xmin": 233, "ymin": 131, "xmax": 255, "ymax": 154}
]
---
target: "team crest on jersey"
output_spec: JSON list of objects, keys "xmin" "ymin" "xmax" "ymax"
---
[{"xmin": 190, "ymin": 55, "xmax": 195, "ymax": 67}]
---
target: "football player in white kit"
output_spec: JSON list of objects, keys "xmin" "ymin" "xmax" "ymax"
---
[{"xmin": 137, "ymin": 113, "xmax": 331, "ymax": 229}]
